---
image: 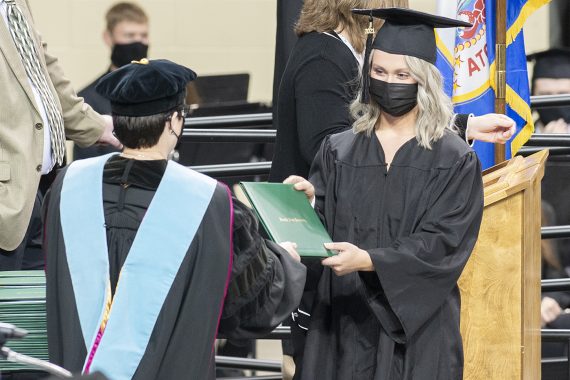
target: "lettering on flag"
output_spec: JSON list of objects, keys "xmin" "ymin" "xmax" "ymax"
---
[{"xmin": 452, "ymin": 0, "xmax": 490, "ymax": 104}]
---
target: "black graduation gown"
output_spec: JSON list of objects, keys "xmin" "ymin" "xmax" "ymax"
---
[
  {"xmin": 297, "ymin": 130, "xmax": 483, "ymax": 380},
  {"xmin": 45, "ymin": 156, "xmax": 306, "ymax": 379}
]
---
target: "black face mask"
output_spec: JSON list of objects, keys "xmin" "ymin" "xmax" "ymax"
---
[
  {"xmin": 538, "ymin": 107, "xmax": 570, "ymax": 125},
  {"xmin": 110, "ymin": 42, "xmax": 148, "ymax": 68},
  {"xmin": 369, "ymin": 77, "xmax": 418, "ymax": 117}
]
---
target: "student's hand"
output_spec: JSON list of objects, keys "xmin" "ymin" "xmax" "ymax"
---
[
  {"xmin": 97, "ymin": 115, "xmax": 123, "ymax": 149},
  {"xmin": 284, "ymin": 175, "xmax": 315, "ymax": 204},
  {"xmin": 321, "ymin": 242, "xmax": 374, "ymax": 276},
  {"xmin": 543, "ymin": 118, "xmax": 570, "ymax": 134},
  {"xmin": 541, "ymin": 296, "xmax": 563, "ymax": 327},
  {"xmin": 278, "ymin": 241, "xmax": 301, "ymax": 262},
  {"xmin": 466, "ymin": 113, "xmax": 516, "ymax": 144}
]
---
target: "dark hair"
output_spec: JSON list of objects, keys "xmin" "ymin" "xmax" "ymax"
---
[{"xmin": 113, "ymin": 107, "xmax": 184, "ymax": 149}]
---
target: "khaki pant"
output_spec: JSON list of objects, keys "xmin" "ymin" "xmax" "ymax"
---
[{"xmin": 282, "ymin": 354, "xmax": 295, "ymax": 380}]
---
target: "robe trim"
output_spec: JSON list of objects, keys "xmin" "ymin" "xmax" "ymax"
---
[
  {"xmin": 211, "ymin": 185, "xmax": 235, "ymax": 355},
  {"xmin": 60, "ymin": 154, "xmax": 217, "ymax": 380},
  {"xmin": 60, "ymin": 154, "xmax": 114, "ymax": 363}
]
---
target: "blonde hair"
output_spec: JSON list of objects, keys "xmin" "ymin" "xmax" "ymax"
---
[
  {"xmin": 106, "ymin": 2, "xmax": 148, "ymax": 33},
  {"xmin": 350, "ymin": 55, "xmax": 455, "ymax": 149},
  {"xmin": 295, "ymin": 0, "xmax": 409, "ymax": 54}
]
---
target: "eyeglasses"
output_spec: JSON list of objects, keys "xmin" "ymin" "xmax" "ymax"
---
[
  {"xmin": 178, "ymin": 105, "xmax": 191, "ymax": 119},
  {"xmin": 167, "ymin": 105, "xmax": 190, "ymax": 122}
]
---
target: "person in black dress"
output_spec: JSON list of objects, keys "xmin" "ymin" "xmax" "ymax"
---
[
  {"xmin": 284, "ymin": 8, "xmax": 484, "ymax": 379},
  {"xmin": 44, "ymin": 59, "xmax": 306, "ymax": 380}
]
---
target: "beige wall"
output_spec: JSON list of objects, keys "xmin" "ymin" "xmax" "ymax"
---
[
  {"xmin": 28, "ymin": 0, "xmax": 277, "ymax": 103},
  {"xmin": 28, "ymin": 0, "xmax": 550, "ymax": 106}
]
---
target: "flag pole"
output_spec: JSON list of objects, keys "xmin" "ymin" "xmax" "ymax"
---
[{"xmin": 494, "ymin": 0, "xmax": 507, "ymax": 164}]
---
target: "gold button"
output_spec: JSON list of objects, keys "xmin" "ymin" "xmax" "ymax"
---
[
  {"xmin": 35, "ymin": 123, "xmax": 43, "ymax": 130},
  {"xmin": 36, "ymin": 164, "xmax": 42, "ymax": 172},
  {"xmin": 131, "ymin": 58, "xmax": 149, "ymax": 65}
]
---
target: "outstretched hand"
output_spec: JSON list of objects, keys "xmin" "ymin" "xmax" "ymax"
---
[
  {"xmin": 283, "ymin": 175, "xmax": 315, "ymax": 204},
  {"xmin": 97, "ymin": 115, "xmax": 123, "ymax": 149},
  {"xmin": 466, "ymin": 113, "xmax": 516, "ymax": 144},
  {"xmin": 321, "ymin": 242, "xmax": 374, "ymax": 276}
]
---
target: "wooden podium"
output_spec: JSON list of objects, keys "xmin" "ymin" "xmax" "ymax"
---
[{"xmin": 459, "ymin": 150, "xmax": 548, "ymax": 380}]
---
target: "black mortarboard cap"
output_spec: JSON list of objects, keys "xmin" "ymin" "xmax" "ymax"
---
[
  {"xmin": 95, "ymin": 58, "xmax": 197, "ymax": 116},
  {"xmin": 526, "ymin": 48, "xmax": 570, "ymax": 80},
  {"xmin": 352, "ymin": 7, "xmax": 472, "ymax": 103}
]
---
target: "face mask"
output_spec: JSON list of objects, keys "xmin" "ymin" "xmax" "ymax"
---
[
  {"xmin": 369, "ymin": 77, "xmax": 418, "ymax": 117},
  {"xmin": 538, "ymin": 107, "xmax": 570, "ymax": 125},
  {"xmin": 110, "ymin": 42, "xmax": 149, "ymax": 68}
]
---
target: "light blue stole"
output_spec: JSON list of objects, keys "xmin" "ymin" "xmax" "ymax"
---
[{"xmin": 60, "ymin": 153, "xmax": 217, "ymax": 380}]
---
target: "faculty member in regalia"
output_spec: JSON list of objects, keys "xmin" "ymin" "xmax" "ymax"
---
[
  {"xmin": 285, "ymin": 8, "xmax": 484, "ymax": 380},
  {"xmin": 44, "ymin": 58, "xmax": 306, "ymax": 380}
]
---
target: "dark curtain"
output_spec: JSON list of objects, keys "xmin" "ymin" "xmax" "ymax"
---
[{"xmin": 550, "ymin": 0, "xmax": 570, "ymax": 47}]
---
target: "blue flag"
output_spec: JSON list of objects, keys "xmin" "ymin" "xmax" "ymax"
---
[{"xmin": 436, "ymin": 0, "xmax": 549, "ymax": 169}]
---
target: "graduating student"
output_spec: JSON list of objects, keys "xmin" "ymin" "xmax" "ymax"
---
[
  {"xmin": 44, "ymin": 59, "xmax": 306, "ymax": 380},
  {"xmin": 270, "ymin": 3, "xmax": 513, "ymax": 377},
  {"xmin": 285, "ymin": 8, "xmax": 484, "ymax": 379}
]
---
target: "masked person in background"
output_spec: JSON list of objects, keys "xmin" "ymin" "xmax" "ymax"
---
[
  {"xmin": 527, "ymin": 48, "xmax": 570, "ymax": 134},
  {"xmin": 74, "ymin": 2, "xmax": 149, "ymax": 160}
]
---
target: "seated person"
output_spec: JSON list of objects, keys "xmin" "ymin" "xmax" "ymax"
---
[
  {"xmin": 44, "ymin": 59, "xmax": 306, "ymax": 380},
  {"xmin": 541, "ymin": 201, "xmax": 570, "ymax": 357},
  {"xmin": 74, "ymin": 2, "xmax": 149, "ymax": 160},
  {"xmin": 527, "ymin": 48, "xmax": 570, "ymax": 133}
]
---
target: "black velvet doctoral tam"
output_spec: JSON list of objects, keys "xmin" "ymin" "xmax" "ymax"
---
[{"xmin": 95, "ymin": 58, "xmax": 197, "ymax": 116}]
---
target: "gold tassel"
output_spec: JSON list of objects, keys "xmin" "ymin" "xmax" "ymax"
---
[{"xmin": 361, "ymin": 15, "xmax": 374, "ymax": 104}]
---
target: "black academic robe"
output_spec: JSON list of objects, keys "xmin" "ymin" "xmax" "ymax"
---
[
  {"xmin": 45, "ymin": 156, "xmax": 305, "ymax": 379},
  {"xmin": 296, "ymin": 130, "xmax": 483, "ymax": 380}
]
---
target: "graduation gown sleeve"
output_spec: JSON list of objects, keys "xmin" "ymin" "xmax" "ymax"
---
[
  {"xmin": 454, "ymin": 113, "xmax": 470, "ymax": 141},
  {"xmin": 218, "ymin": 199, "xmax": 306, "ymax": 339},
  {"xmin": 359, "ymin": 151, "xmax": 483, "ymax": 343}
]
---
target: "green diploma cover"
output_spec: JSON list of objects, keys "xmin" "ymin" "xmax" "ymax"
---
[{"xmin": 239, "ymin": 182, "xmax": 333, "ymax": 257}]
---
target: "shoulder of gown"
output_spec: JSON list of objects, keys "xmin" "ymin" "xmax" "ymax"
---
[{"xmin": 326, "ymin": 128, "xmax": 476, "ymax": 170}]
